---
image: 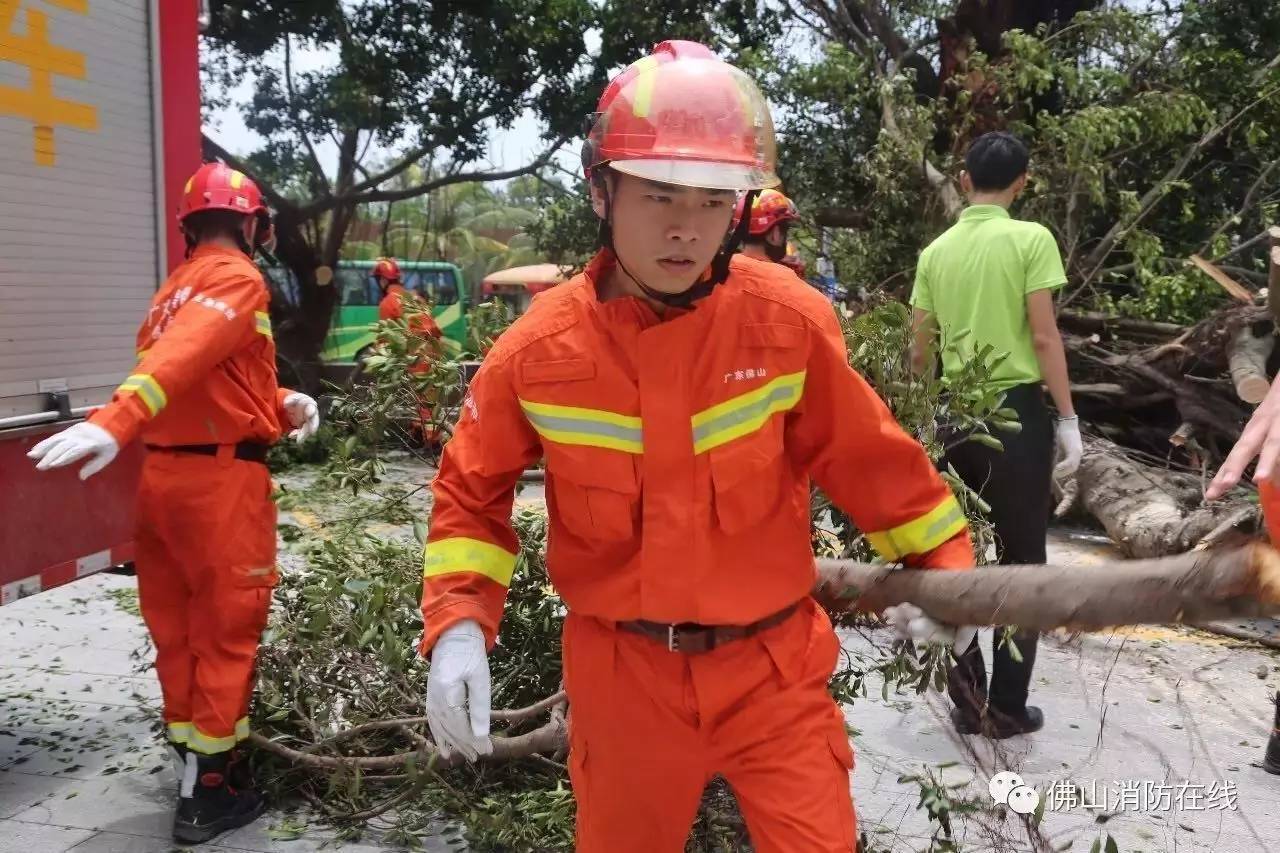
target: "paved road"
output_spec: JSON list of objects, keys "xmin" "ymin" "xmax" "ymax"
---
[{"xmin": 4, "ymin": 461, "xmax": 1280, "ymax": 851}]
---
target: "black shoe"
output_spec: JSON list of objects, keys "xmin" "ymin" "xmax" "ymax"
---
[
  {"xmin": 172, "ymin": 752, "xmax": 266, "ymax": 844},
  {"xmin": 950, "ymin": 706, "xmax": 982, "ymax": 735},
  {"xmin": 1263, "ymin": 692, "xmax": 1280, "ymax": 775},
  {"xmin": 986, "ymin": 706, "xmax": 1045, "ymax": 739}
]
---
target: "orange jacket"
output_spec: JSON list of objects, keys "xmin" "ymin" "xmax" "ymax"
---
[
  {"xmin": 90, "ymin": 245, "xmax": 291, "ymax": 448},
  {"xmin": 379, "ymin": 284, "xmax": 444, "ymax": 339},
  {"xmin": 421, "ymin": 251, "xmax": 973, "ymax": 651}
]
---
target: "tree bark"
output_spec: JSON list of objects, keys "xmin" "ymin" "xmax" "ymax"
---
[
  {"xmin": 817, "ymin": 542, "xmax": 1280, "ymax": 631},
  {"xmin": 1073, "ymin": 438, "xmax": 1254, "ymax": 557}
]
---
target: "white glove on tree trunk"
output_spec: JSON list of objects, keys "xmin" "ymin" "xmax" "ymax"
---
[
  {"xmin": 882, "ymin": 603, "xmax": 978, "ymax": 653},
  {"xmin": 425, "ymin": 619, "xmax": 492, "ymax": 762},
  {"xmin": 282, "ymin": 392, "xmax": 320, "ymax": 443},
  {"xmin": 27, "ymin": 422, "xmax": 119, "ymax": 480}
]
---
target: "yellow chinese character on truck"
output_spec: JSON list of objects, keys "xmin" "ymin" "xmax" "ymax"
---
[{"xmin": 0, "ymin": 0, "xmax": 97, "ymax": 165}]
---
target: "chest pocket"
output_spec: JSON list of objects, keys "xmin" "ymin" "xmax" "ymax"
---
[
  {"xmin": 702, "ymin": 322, "xmax": 806, "ymax": 534},
  {"xmin": 522, "ymin": 357, "xmax": 641, "ymax": 542},
  {"xmin": 548, "ymin": 448, "xmax": 640, "ymax": 541}
]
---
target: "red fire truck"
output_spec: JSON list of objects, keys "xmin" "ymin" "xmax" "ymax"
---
[{"xmin": 0, "ymin": 0, "xmax": 203, "ymax": 604}]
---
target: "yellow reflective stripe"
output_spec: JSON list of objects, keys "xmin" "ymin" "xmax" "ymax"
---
[
  {"xmin": 631, "ymin": 56, "xmax": 660, "ymax": 118},
  {"xmin": 118, "ymin": 373, "xmax": 167, "ymax": 416},
  {"xmin": 691, "ymin": 371, "xmax": 805, "ymax": 454},
  {"xmin": 187, "ymin": 724, "xmax": 239, "ymax": 755},
  {"xmin": 255, "ymin": 310, "xmax": 273, "ymax": 338},
  {"xmin": 423, "ymin": 537, "xmax": 517, "ymax": 587},
  {"xmin": 167, "ymin": 722, "xmax": 191, "ymax": 744},
  {"xmin": 519, "ymin": 399, "xmax": 644, "ymax": 454},
  {"xmin": 235, "ymin": 717, "xmax": 250, "ymax": 742},
  {"xmin": 135, "ymin": 349, "xmax": 150, "ymax": 363},
  {"xmin": 865, "ymin": 495, "xmax": 967, "ymax": 562},
  {"xmin": 229, "ymin": 170, "xmax": 244, "ymax": 189}
]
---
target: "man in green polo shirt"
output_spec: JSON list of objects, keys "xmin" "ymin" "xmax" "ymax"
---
[{"xmin": 908, "ymin": 131, "xmax": 1080, "ymax": 739}]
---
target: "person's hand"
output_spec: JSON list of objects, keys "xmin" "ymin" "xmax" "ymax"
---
[
  {"xmin": 282, "ymin": 392, "xmax": 320, "ymax": 443},
  {"xmin": 883, "ymin": 603, "xmax": 977, "ymax": 653},
  {"xmin": 26, "ymin": 423, "xmax": 119, "ymax": 480},
  {"xmin": 1207, "ymin": 377, "xmax": 1280, "ymax": 500},
  {"xmin": 425, "ymin": 620, "xmax": 492, "ymax": 762},
  {"xmin": 1053, "ymin": 415, "xmax": 1083, "ymax": 489}
]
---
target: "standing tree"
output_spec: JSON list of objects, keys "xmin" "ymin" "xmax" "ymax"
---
[{"xmin": 202, "ymin": 0, "xmax": 780, "ymax": 385}]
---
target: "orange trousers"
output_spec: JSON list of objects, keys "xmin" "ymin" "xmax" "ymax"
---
[
  {"xmin": 563, "ymin": 598, "xmax": 856, "ymax": 852},
  {"xmin": 1263, "ymin": 481, "xmax": 1280, "ymax": 543},
  {"xmin": 134, "ymin": 449, "xmax": 277, "ymax": 755}
]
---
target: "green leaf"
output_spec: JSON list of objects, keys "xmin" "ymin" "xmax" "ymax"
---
[{"xmin": 344, "ymin": 578, "xmax": 373, "ymax": 595}]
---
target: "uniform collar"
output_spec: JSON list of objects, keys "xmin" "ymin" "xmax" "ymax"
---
[
  {"xmin": 959, "ymin": 204, "xmax": 1011, "ymax": 222},
  {"xmin": 581, "ymin": 249, "xmax": 704, "ymax": 326},
  {"xmin": 189, "ymin": 244, "xmax": 247, "ymax": 260}
]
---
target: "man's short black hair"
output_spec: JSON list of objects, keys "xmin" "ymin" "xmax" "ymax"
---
[
  {"xmin": 183, "ymin": 209, "xmax": 248, "ymax": 244},
  {"xmin": 964, "ymin": 132, "xmax": 1029, "ymax": 192}
]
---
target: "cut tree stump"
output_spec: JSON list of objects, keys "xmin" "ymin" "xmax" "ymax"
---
[
  {"xmin": 817, "ymin": 542, "xmax": 1280, "ymax": 631},
  {"xmin": 1227, "ymin": 324, "xmax": 1274, "ymax": 404}
]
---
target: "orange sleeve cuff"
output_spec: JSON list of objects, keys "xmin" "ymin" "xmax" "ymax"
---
[
  {"xmin": 910, "ymin": 531, "xmax": 976, "ymax": 570},
  {"xmin": 275, "ymin": 387, "xmax": 293, "ymax": 428},
  {"xmin": 419, "ymin": 583, "xmax": 506, "ymax": 656},
  {"xmin": 86, "ymin": 397, "xmax": 149, "ymax": 448}
]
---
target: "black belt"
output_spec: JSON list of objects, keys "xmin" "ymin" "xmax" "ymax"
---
[
  {"xmin": 617, "ymin": 601, "xmax": 801, "ymax": 655},
  {"xmin": 146, "ymin": 442, "xmax": 271, "ymax": 465}
]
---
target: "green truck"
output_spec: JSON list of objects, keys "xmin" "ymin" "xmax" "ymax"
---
[{"xmin": 263, "ymin": 260, "xmax": 469, "ymax": 366}]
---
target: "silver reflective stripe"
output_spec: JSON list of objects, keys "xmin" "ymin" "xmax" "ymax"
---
[
  {"xmin": 692, "ymin": 383, "xmax": 800, "ymax": 445},
  {"xmin": 523, "ymin": 410, "xmax": 644, "ymax": 444}
]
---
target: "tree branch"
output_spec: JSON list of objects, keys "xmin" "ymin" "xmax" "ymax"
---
[
  {"xmin": 284, "ymin": 34, "xmax": 329, "ymax": 195},
  {"xmin": 1079, "ymin": 85, "xmax": 1280, "ymax": 288},
  {"xmin": 298, "ymin": 132, "xmax": 572, "ymax": 216},
  {"xmin": 1197, "ymin": 157, "xmax": 1280, "ymax": 257}
]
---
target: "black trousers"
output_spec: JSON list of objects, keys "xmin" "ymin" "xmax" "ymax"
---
[{"xmin": 942, "ymin": 383, "xmax": 1054, "ymax": 716}]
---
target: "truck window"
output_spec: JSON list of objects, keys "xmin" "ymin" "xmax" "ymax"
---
[
  {"xmin": 335, "ymin": 269, "xmax": 373, "ymax": 306},
  {"xmin": 420, "ymin": 269, "xmax": 459, "ymax": 306}
]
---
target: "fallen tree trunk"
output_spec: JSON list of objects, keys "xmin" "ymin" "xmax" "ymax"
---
[
  {"xmin": 1071, "ymin": 437, "xmax": 1255, "ymax": 556},
  {"xmin": 817, "ymin": 542, "xmax": 1280, "ymax": 631}
]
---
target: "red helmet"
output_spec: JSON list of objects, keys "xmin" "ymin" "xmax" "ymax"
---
[
  {"xmin": 582, "ymin": 40, "xmax": 779, "ymax": 191},
  {"xmin": 177, "ymin": 162, "xmax": 266, "ymax": 224},
  {"xmin": 732, "ymin": 189, "xmax": 799, "ymax": 235},
  {"xmin": 372, "ymin": 257, "xmax": 401, "ymax": 283}
]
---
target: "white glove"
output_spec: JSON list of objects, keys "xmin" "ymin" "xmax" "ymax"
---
[
  {"xmin": 883, "ymin": 603, "xmax": 977, "ymax": 653},
  {"xmin": 282, "ymin": 392, "xmax": 320, "ymax": 443},
  {"xmin": 1053, "ymin": 415, "xmax": 1083, "ymax": 487},
  {"xmin": 27, "ymin": 422, "xmax": 119, "ymax": 480},
  {"xmin": 425, "ymin": 619, "xmax": 492, "ymax": 762}
]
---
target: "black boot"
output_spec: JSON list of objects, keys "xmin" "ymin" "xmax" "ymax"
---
[
  {"xmin": 226, "ymin": 745, "xmax": 256, "ymax": 791},
  {"xmin": 1264, "ymin": 692, "xmax": 1280, "ymax": 775},
  {"xmin": 985, "ymin": 705, "xmax": 1045, "ymax": 739},
  {"xmin": 172, "ymin": 751, "xmax": 266, "ymax": 844}
]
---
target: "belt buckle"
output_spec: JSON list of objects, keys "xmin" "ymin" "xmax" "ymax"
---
[{"xmin": 667, "ymin": 623, "xmax": 703, "ymax": 653}]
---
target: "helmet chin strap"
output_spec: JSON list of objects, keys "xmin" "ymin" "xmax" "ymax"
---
[{"xmin": 599, "ymin": 178, "xmax": 760, "ymax": 309}]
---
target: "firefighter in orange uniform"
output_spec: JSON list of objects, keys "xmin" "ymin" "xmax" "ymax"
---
[
  {"xmin": 28, "ymin": 163, "xmax": 320, "ymax": 845},
  {"xmin": 371, "ymin": 257, "xmax": 445, "ymax": 443},
  {"xmin": 735, "ymin": 188, "xmax": 801, "ymax": 270},
  {"xmin": 418, "ymin": 42, "xmax": 974, "ymax": 851},
  {"xmin": 373, "ymin": 256, "xmax": 445, "ymax": 340}
]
